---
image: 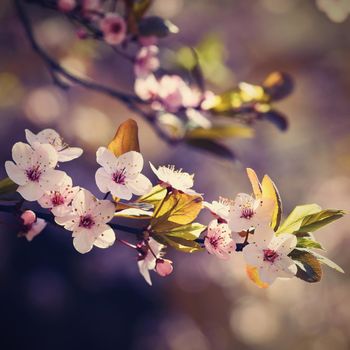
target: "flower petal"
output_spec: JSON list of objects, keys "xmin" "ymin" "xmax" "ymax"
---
[
  {"xmin": 126, "ymin": 173, "xmax": 152, "ymax": 196},
  {"xmin": 93, "ymin": 224, "xmax": 115, "ymax": 248},
  {"xmin": 17, "ymin": 182, "xmax": 44, "ymax": 201},
  {"xmin": 58, "ymin": 147, "xmax": 83, "ymax": 162},
  {"xmin": 96, "ymin": 147, "xmax": 117, "ymax": 173},
  {"xmin": 5, "ymin": 161, "xmax": 27, "ymax": 185},
  {"xmin": 39, "ymin": 170, "xmax": 66, "ymax": 192},
  {"xmin": 26, "ymin": 219, "xmax": 47, "ymax": 241},
  {"xmin": 109, "ymin": 182, "xmax": 132, "ymax": 200},
  {"xmin": 137, "ymin": 260, "xmax": 153, "ymax": 286},
  {"xmin": 73, "ymin": 231, "xmax": 94, "ymax": 254},
  {"xmin": 12, "ymin": 142, "xmax": 33, "ymax": 168},
  {"xmin": 71, "ymin": 189, "xmax": 96, "ymax": 216},
  {"xmin": 95, "ymin": 167, "xmax": 111, "ymax": 193},
  {"xmin": 116, "ymin": 151, "xmax": 144, "ymax": 177},
  {"xmin": 93, "ymin": 199, "xmax": 115, "ymax": 224}
]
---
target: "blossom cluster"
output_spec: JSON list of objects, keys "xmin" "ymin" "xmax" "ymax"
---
[{"xmin": 2, "ymin": 124, "xmax": 345, "ymax": 287}]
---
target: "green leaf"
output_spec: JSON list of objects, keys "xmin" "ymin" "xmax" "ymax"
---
[
  {"xmin": 151, "ymin": 192, "xmax": 202, "ymax": 228},
  {"xmin": 0, "ymin": 177, "xmax": 18, "ymax": 196},
  {"xmin": 138, "ymin": 16, "xmax": 179, "ymax": 37},
  {"xmin": 137, "ymin": 185, "xmax": 167, "ymax": 207},
  {"xmin": 159, "ymin": 222, "xmax": 206, "ymax": 240},
  {"xmin": 186, "ymin": 125, "xmax": 254, "ymax": 140},
  {"xmin": 289, "ymin": 249, "xmax": 322, "ymax": 283},
  {"xmin": 154, "ymin": 234, "xmax": 203, "ymax": 253},
  {"xmin": 186, "ymin": 139, "xmax": 236, "ymax": 162},
  {"xmin": 276, "ymin": 204, "xmax": 322, "ymax": 235},
  {"xmin": 296, "ymin": 237, "xmax": 324, "ymax": 250},
  {"xmin": 298, "ymin": 209, "xmax": 346, "ymax": 233},
  {"xmin": 311, "ymin": 251, "xmax": 344, "ymax": 273}
]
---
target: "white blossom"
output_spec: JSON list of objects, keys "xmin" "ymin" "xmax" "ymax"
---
[
  {"xmin": 95, "ymin": 147, "xmax": 152, "ymax": 200},
  {"xmin": 150, "ymin": 163, "xmax": 198, "ymax": 194},
  {"xmin": 25, "ymin": 129, "xmax": 83, "ymax": 162},
  {"xmin": 37, "ymin": 174, "xmax": 79, "ymax": 217},
  {"xmin": 5, "ymin": 142, "xmax": 65, "ymax": 201},
  {"xmin": 55, "ymin": 189, "xmax": 116, "ymax": 254},
  {"xmin": 243, "ymin": 226, "xmax": 297, "ymax": 285}
]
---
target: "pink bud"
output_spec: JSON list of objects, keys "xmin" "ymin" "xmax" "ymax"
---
[
  {"xmin": 21, "ymin": 210, "xmax": 36, "ymax": 226},
  {"xmin": 76, "ymin": 28, "xmax": 88, "ymax": 40},
  {"xmin": 100, "ymin": 13, "xmax": 127, "ymax": 45},
  {"xmin": 58, "ymin": 0, "xmax": 76, "ymax": 12},
  {"xmin": 155, "ymin": 258, "xmax": 173, "ymax": 277}
]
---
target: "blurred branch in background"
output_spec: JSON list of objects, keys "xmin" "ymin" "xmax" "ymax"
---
[{"xmin": 15, "ymin": 0, "xmax": 295, "ymax": 162}]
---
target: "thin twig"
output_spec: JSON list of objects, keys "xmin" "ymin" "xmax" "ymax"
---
[{"xmin": 16, "ymin": 0, "xmax": 177, "ymax": 145}]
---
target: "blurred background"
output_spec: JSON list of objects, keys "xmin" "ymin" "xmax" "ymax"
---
[{"xmin": 1, "ymin": 0, "xmax": 350, "ymax": 349}]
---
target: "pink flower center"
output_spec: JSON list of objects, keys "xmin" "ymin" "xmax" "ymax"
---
[
  {"xmin": 110, "ymin": 22, "xmax": 122, "ymax": 33},
  {"xmin": 51, "ymin": 191, "xmax": 65, "ymax": 206},
  {"xmin": 240, "ymin": 207, "xmax": 255, "ymax": 219},
  {"xmin": 208, "ymin": 235, "xmax": 223, "ymax": 249},
  {"xmin": 112, "ymin": 168, "xmax": 127, "ymax": 184},
  {"xmin": 26, "ymin": 165, "xmax": 41, "ymax": 182},
  {"xmin": 79, "ymin": 215, "xmax": 95, "ymax": 229},
  {"xmin": 263, "ymin": 249, "xmax": 279, "ymax": 263}
]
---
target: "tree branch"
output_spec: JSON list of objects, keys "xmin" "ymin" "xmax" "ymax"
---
[{"xmin": 15, "ymin": 0, "xmax": 178, "ymax": 145}]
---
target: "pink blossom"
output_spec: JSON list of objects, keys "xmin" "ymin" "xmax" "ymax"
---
[
  {"xmin": 155, "ymin": 258, "xmax": 173, "ymax": 277},
  {"xmin": 58, "ymin": 0, "xmax": 76, "ymax": 12},
  {"xmin": 204, "ymin": 220, "xmax": 236, "ymax": 259},
  {"xmin": 100, "ymin": 13, "xmax": 127, "ymax": 45},
  {"xmin": 134, "ymin": 45, "xmax": 160, "ymax": 78},
  {"xmin": 20, "ymin": 210, "xmax": 47, "ymax": 242},
  {"xmin": 82, "ymin": 0, "xmax": 101, "ymax": 12}
]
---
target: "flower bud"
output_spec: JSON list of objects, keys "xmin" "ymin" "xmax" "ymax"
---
[
  {"xmin": 58, "ymin": 0, "xmax": 76, "ymax": 12},
  {"xmin": 155, "ymin": 258, "xmax": 173, "ymax": 277},
  {"xmin": 21, "ymin": 210, "xmax": 36, "ymax": 226}
]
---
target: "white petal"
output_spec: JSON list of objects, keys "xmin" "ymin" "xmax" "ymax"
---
[
  {"xmin": 137, "ymin": 260, "xmax": 153, "ymax": 285},
  {"xmin": 93, "ymin": 200, "xmax": 115, "ymax": 224},
  {"xmin": 126, "ymin": 174, "xmax": 152, "ymax": 196},
  {"xmin": 71, "ymin": 189, "xmax": 96, "ymax": 215},
  {"xmin": 25, "ymin": 129, "xmax": 37, "ymax": 146},
  {"xmin": 252, "ymin": 225, "xmax": 275, "ymax": 246},
  {"xmin": 116, "ymin": 151, "xmax": 144, "ymax": 177},
  {"xmin": 55, "ymin": 212, "xmax": 79, "ymax": 231},
  {"xmin": 242, "ymin": 243, "xmax": 263, "ymax": 266},
  {"xmin": 26, "ymin": 219, "xmax": 47, "ymax": 241},
  {"xmin": 259, "ymin": 267, "xmax": 278, "ymax": 285},
  {"xmin": 39, "ymin": 170, "xmax": 66, "ymax": 191},
  {"xmin": 93, "ymin": 225, "xmax": 115, "ymax": 248},
  {"xmin": 5, "ymin": 161, "xmax": 27, "ymax": 185},
  {"xmin": 51, "ymin": 205, "xmax": 72, "ymax": 217},
  {"xmin": 37, "ymin": 192, "xmax": 53, "ymax": 208},
  {"xmin": 275, "ymin": 256, "xmax": 298, "ymax": 277},
  {"xmin": 73, "ymin": 231, "xmax": 94, "ymax": 254},
  {"xmin": 58, "ymin": 147, "xmax": 83, "ymax": 162},
  {"xmin": 17, "ymin": 182, "xmax": 44, "ymax": 201},
  {"xmin": 115, "ymin": 208, "xmax": 153, "ymax": 217},
  {"xmin": 32, "ymin": 143, "xmax": 58, "ymax": 168},
  {"xmin": 95, "ymin": 167, "xmax": 111, "ymax": 193},
  {"xmin": 35, "ymin": 128, "xmax": 61, "ymax": 144},
  {"xmin": 269, "ymin": 234, "xmax": 297, "ymax": 255},
  {"xmin": 12, "ymin": 142, "xmax": 33, "ymax": 168},
  {"xmin": 96, "ymin": 147, "xmax": 117, "ymax": 173},
  {"xmin": 109, "ymin": 182, "xmax": 133, "ymax": 200},
  {"xmin": 149, "ymin": 162, "xmax": 162, "ymax": 180}
]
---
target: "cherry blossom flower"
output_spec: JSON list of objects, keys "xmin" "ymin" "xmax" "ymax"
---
[
  {"xmin": 95, "ymin": 147, "xmax": 152, "ymax": 200},
  {"xmin": 186, "ymin": 108, "xmax": 212, "ymax": 129},
  {"xmin": 316, "ymin": 0, "xmax": 350, "ymax": 23},
  {"xmin": 55, "ymin": 189, "xmax": 116, "ymax": 254},
  {"xmin": 137, "ymin": 238, "xmax": 165, "ymax": 285},
  {"xmin": 5, "ymin": 142, "xmax": 65, "ymax": 201},
  {"xmin": 242, "ymin": 226, "xmax": 297, "ymax": 285},
  {"xmin": 25, "ymin": 129, "xmax": 83, "ymax": 163},
  {"xmin": 150, "ymin": 163, "xmax": 198, "ymax": 194},
  {"xmin": 58, "ymin": 0, "xmax": 76, "ymax": 12},
  {"xmin": 19, "ymin": 210, "xmax": 47, "ymax": 242},
  {"xmin": 134, "ymin": 45, "xmax": 160, "ymax": 78},
  {"xmin": 204, "ymin": 219, "xmax": 235, "ymax": 259},
  {"xmin": 203, "ymin": 197, "xmax": 234, "ymax": 222},
  {"xmin": 134, "ymin": 74, "xmax": 202, "ymax": 113},
  {"xmin": 100, "ymin": 13, "xmax": 126, "ymax": 45},
  {"xmin": 227, "ymin": 193, "xmax": 274, "ymax": 233},
  {"xmin": 37, "ymin": 174, "xmax": 79, "ymax": 217},
  {"xmin": 82, "ymin": 0, "xmax": 101, "ymax": 13},
  {"xmin": 155, "ymin": 258, "xmax": 173, "ymax": 277}
]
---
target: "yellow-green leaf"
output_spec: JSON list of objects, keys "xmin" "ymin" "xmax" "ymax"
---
[
  {"xmin": 311, "ymin": 251, "xmax": 344, "ymax": 273},
  {"xmin": 296, "ymin": 237, "xmax": 324, "ymax": 250},
  {"xmin": 299, "ymin": 209, "xmax": 346, "ymax": 233},
  {"xmin": 137, "ymin": 185, "xmax": 167, "ymax": 207},
  {"xmin": 108, "ymin": 119, "xmax": 140, "ymax": 156},
  {"xmin": 151, "ymin": 192, "xmax": 202, "ymax": 229},
  {"xmin": 157, "ymin": 222, "xmax": 206, "ymax": 240},
  {"xmin": 261, "ymin": 175, "xmax": 282, "ymax": 231},
  {"xmin": 0, "ymin": 177, "xmax": 18, "ymax": 195},
  {"xmin": 154, "ymin": 234, "xmax": 203, "ymax": 253},
  {"xmin": 186, "ymin": 125, "xmax": 254, "ymax": 139},
  {"xmin": 276, "ymin": 204, "xmax": 322, "ymax": 235}
]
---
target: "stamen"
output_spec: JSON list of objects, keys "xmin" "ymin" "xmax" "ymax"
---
[
  {"xmin": 263, "ymin": 249, "xmax": 279, "ymax": 263},
  {"xmin": 51, "ymin": 191, "xmax": 65, "ymax": 206},
  {"xmin": 26, "ymin": 165, "xmax": 41, "ymax": 182},
  {"xmin": 112, "ymin": 168, "xmax": 127, "ymax": 184},
  {"xmin": 79, "ymin": 215, "xmax": 95, "ymax": 229},
  {"xmin": 240, "ymin": 207, "xmax": 255, "ymax": 219}
]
